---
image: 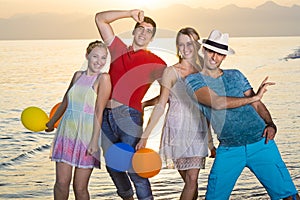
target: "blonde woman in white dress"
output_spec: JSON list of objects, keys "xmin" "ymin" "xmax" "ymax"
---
[{"xmin": 136, "ymin": 27, "xmax": 216, "ymax": 200}]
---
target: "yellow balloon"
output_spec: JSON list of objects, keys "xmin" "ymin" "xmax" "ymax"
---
[{"xmin": 21, "ymin": 106, "xmax": 49, "ymax": 132}]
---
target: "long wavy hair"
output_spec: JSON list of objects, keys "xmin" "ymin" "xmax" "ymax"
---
[{"xmin": 176, "ymin": 27, "xmax": 203, "ymax": 71}]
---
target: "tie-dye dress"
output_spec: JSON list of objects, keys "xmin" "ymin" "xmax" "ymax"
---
[{"xmin": 51, "ymin": 72, "xmax": 101, "ymax": 169}]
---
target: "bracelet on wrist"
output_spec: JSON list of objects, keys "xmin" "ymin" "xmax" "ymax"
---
[{"xmin": 266, "ymin": 122, "xmax": 277, "ymax": 133}]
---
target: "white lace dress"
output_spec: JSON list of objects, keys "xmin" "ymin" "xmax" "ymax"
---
[{"xmin": 160, "ymin": 67, "xmax": 209, "ymax": 170}]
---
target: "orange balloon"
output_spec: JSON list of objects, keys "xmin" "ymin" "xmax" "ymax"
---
[
  {"xmin": 49, "ymin": 102, "xmax": 62, "ymax": 128},
  {"xmin": 132, "ymin": 148, "xmax": 162, "ymax": 178}
]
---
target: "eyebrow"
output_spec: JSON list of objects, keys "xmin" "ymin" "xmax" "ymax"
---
[{"xmin": 204, "ymin": 47, "xmax": 225, "ymax": 56}]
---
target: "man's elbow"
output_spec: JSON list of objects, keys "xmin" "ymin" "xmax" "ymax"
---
[
  {"xmin": 251, "ymin": 100, "xmax": 262, "ymax": 110},
  {"xmin": 95, "ymin": 12, "xmax": 102, "ymax": 25},
  {"xmin": 95, "ymin": 11, "xmax": 107, "ymax": 25}
]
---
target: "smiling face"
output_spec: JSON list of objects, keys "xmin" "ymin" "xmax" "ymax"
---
[
  {"xmin": 86, "ymin": 46, "xmax": 108, "ymax": 75},
  {"xmin": 177, "ymin": 33, "xmax": 198, "ymax": 61},
  {"xmin": 203, "ymin": 47, "xmax": 226, "ymax": 71},
  {"xmin": 132, "ymin": 22, "xmax": 154, "ymax": 50}
]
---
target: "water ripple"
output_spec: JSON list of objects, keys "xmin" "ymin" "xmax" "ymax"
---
[{"xmin": 0, "ymin": 144, "xmax": 51, "ymax": 168}]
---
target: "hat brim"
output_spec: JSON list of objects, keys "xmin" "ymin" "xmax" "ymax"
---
[{"xmin": 202, "ymin": 43, "xmax": 235, "ymax": 55}]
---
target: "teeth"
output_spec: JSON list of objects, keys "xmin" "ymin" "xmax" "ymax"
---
[{"xmin": 210, "ymin": 60, "xmax": 216, "ymax": 64}]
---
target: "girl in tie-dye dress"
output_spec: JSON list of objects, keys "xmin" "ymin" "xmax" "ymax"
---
[{"xmin": 46, "ymin": 41, "xmax": 111, "ymax": 200}]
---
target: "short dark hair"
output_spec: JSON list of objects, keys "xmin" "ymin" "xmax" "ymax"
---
[{"xmin": 134, "ymin": 16, "xmax": 157, "ymax": 37}]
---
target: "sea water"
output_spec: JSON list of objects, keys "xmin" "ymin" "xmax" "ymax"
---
[{"xmin": 0, "ymin": 37, "xmax": 299, "ymax": 199}]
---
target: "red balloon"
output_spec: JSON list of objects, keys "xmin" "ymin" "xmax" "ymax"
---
[{"xmin": 49, "ymin": 102, "xmax": 62, "ymax": 128}]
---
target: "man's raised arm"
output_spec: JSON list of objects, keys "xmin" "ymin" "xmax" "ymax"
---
[{"xmin": 95, "ymin": 10, "xmax": 144, "ymax": 44}]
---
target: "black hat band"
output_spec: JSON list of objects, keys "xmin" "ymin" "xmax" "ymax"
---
[{"xmin": 203, "ymin": 39, "xmax": 228, "ymax": 51}]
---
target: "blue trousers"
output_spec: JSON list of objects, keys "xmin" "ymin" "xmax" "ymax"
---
[
  {"xmin": 206, "ymin": 139, "xmax": 298, "ymax": 200},
  {"xmin": 101, "ymin": 106, "xmax": 153, "ymax": 200}
]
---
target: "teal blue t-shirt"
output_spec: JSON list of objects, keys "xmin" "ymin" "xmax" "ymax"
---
[{"xmin": 185, "ymin": 69, "xmax": 265, "ymax": 147}]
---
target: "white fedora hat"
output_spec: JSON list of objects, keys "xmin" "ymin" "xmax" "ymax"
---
[{"xmin": 202, "ymin": 30, "xmax": 235, "ymax": 55}]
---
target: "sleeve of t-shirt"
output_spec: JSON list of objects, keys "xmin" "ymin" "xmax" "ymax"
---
[
  {"xmin": 108, "ymin": 36, "xmax": 127, "ymax": 62},
  {"xmin": 185, "ymin": 73, "xmax": 207, "ymax": 93},
  {"xmin": 235, "ymin": 70, "xmax": 252, "ymax": 93},
  {"xmin": 149, "ymin": 55, "xmax": 167, "ymax": 82}
]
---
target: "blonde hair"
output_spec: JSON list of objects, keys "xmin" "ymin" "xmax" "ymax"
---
[
  {"xmin": 86, "ymin": 40, "xmax": 107, "ymax": 55},
  {"xmin": 176, "ymin": 27, "xmax": 203, "ymax": 71}
]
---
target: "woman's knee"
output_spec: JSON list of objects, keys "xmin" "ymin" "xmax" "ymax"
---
[
  {"xmin": 185, "ymin": 170, "xmax": 199, "ymax": 186},
  {"xmin": 55, "ymin": 179, "xmax": 71, "ymax": 191},
  {"xmin": 73, "ymin": 183, "xmax": 88, "ymax": 196}
]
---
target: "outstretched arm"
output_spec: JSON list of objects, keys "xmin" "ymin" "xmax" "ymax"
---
[
  {"xmin": 194, "ymin": 76, "xmax": 275, "ymax": 110},
  {"xmin": 95, "ymin": 9, "xmax": 144, "ymax": 44}
]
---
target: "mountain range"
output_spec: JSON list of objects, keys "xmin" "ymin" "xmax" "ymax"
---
[{"xmin": 0, "ymin": 1, "xmax": 300, "ymax": 40}]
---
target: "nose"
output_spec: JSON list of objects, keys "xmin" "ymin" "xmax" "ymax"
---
[
  {"xmin": 140, "ymin": 28, "xmax": 146, "ymax": 35},
  {"xmin": 183, "ymin": 44, "xmax": 189, "ymax": 52},
  {"xmin": 212, "ymin": 52, "xmax": 218, "ymax": 60},
  {"xmin": 100, "ymin": 59, "xmax": 106, "ymax": 66}
]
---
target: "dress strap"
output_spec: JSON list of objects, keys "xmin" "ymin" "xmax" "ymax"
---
[{"xmin": 170, "ymin": 66, "xmax": 181, "ymax": 80}]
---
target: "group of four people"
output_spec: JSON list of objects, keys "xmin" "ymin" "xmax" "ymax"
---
[{"xmin": 46, "ymin": 9, "xmax": 299, "ymax": 200}]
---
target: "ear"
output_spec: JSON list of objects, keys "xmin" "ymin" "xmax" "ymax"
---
[{"xmin": 85, "ymin": 53, "xmax": 89, "ymax": 60}]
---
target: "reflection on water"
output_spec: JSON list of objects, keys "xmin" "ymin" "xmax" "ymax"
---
[{"xmin": 0, "ymin": 38, "xmax": 300, "ymax": 199}]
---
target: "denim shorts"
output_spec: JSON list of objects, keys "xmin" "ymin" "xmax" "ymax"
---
[
  {"xmin": 205, "ymin": 139, "xmax": 298, "ymax": 200},
  {"xmin": 101, "ymin": 105, "xmax": 153, "ymax": 200}
]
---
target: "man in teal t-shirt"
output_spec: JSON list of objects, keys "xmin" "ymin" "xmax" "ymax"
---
[{"xmin": 186, "ymin": 30, "xmax": 299, "ymax": 200}]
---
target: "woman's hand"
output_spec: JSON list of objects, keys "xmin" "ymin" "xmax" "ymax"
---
[
  {"xmin": 87, "ymin": 140, "xmax": 99, "ymax": 155},
  {"xmin": 135, "ymin": 138, "xmax": 148, "ymax": 151},
  {"xmin": 45, "ymin": 121, "xmax": 55, "ymax": 132}
]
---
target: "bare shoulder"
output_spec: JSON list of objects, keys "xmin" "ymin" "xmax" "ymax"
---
[
  {"xmin": 173, "ymin": 63, "xmax": 180, "ymax": 68},
  {"xmin": 93, "ymin": 73, "xmax": 111, "ymax": 93},
  {"xmin": 163, "ymin": 65, "xmax": 176, "ymax": 74},
  {"xmin": 72, "ymin": 70, "xmax": 84, "ymax": 82},
  {"xmin": 97, "ymin": 72, "xmax": 111, "ymax": 87},
  {"xmin": 100, "ymin": 72, "xmax": 110, "ymax": 77},
  {"xmin": 161, "ymin": 65, "xmax": 178, "ymax": 85},
  {"xmin": 163, "ymin": 65, "xmax": 178, "ymax": 77},
  {"xmin": 98, "ymin": 72, "xmax": 110, "ymax": 81}
]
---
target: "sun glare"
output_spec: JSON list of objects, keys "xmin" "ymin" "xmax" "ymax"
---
[{"xmin": 135, "ymin": 0, "xmax": 163, "ymax": 9}]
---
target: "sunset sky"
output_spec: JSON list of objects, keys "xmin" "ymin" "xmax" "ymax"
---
[{"xmin": 1, "ymin": 0, "xmax": 300, "ymax": 18}]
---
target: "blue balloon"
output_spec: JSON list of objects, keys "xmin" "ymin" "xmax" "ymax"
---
[{"xmin": 104, "ymin": 142, "xmax": 135, "ymax": 172}]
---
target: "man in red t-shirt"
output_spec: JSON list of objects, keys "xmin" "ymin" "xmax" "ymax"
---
[{"xmin": 95, "ymin": 9, "xmax": 166, "ymax": 200}]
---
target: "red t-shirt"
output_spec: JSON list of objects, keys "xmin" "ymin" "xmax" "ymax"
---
[{"xmin": 108, "ymin": 36, "xmax": 166, "ymax": 112}]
